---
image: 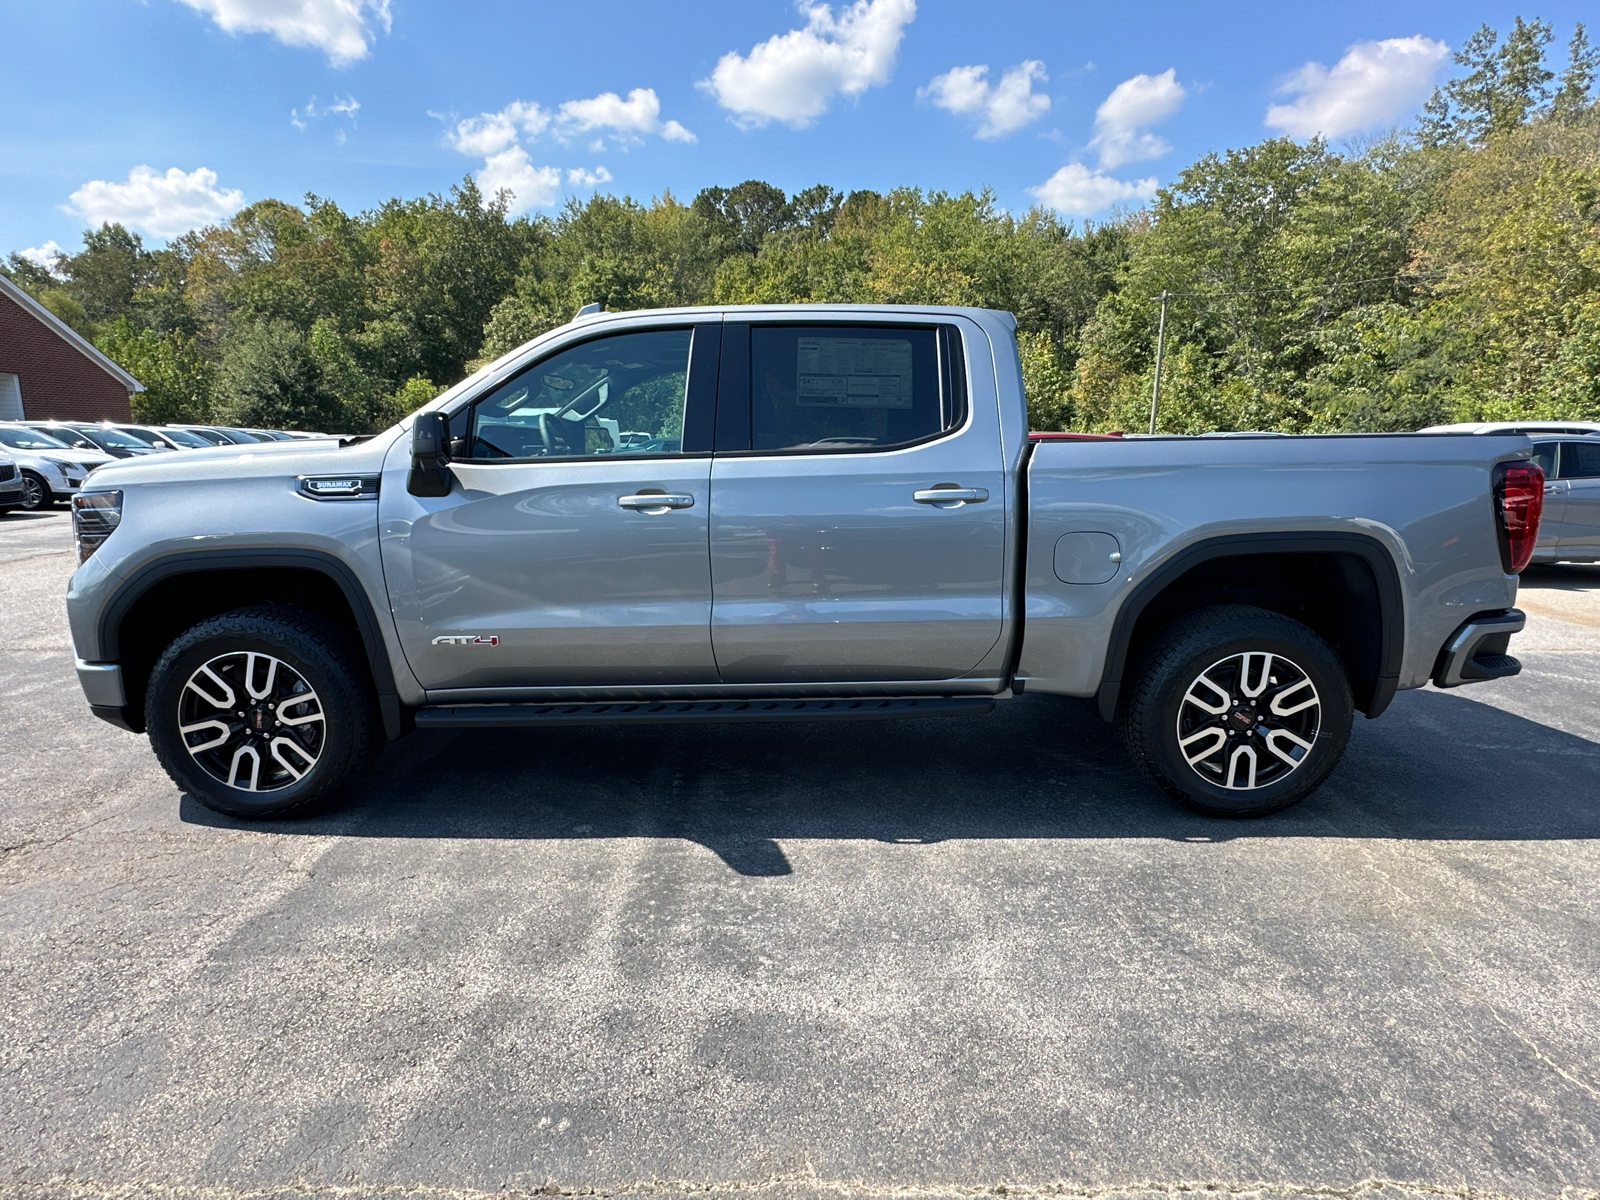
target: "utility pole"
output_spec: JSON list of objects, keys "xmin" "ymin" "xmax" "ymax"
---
[{"xmin": 1148, "ymin": 290, "xmax": 1170, "ymax": 435}]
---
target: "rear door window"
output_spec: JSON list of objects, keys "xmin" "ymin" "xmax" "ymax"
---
[
  {"xmin": 1559, "ymin": 441, "xmax": 1600, "ymax": 478},
  {"xmin": 746, "ymin": 325, "xmax": 960, "ymax": 453},
  {"xmin": 1530, "ymin": 443, "xmax": 1557, "ymax": 478}
]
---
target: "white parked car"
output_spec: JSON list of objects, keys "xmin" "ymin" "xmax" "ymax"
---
[
  {"xmin": 0, "ymin": 424, "xmax": 116, "ymax": 511},
  {"xmin": 1422, "ymin": 420, "xmax": 1600, "ymax": 437}
]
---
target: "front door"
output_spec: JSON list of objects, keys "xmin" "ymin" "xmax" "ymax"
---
[
  {"xmin": 381, "ymin": 324, "xmax": 720, "ymax": 691},
  {"xmin": 1557, "ymin": 439, "xmax": 1600, "ymax": 558},
  {"xmin": 708, "ymin": 322, "xmax": 1007, "ymax": 684}
]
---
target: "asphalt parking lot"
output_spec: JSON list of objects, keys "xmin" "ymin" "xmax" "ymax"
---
[{"xmin": 2, "ymin": 509, "xmax": 1598, "ymax": 1200}]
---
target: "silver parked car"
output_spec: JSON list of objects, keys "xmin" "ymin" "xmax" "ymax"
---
[
  {"xmin": 0, "ymin": 424, "xmax": 115, "ymax": 510},
  {"xmin": 1527, "ymin": 434, "xmax": 1600, "ymax": 564},
  {"xmin": 0, "ymin": 445, "xmax": 23, "ymax": 513}
]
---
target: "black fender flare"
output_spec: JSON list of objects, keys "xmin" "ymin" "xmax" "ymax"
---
[
  {"xmin": 1093, "ymin": 531, "xmax": 1405, "ymax": 722},
  {"xmin": 99, "ymin": 548, "xmax": 405, "ymax": 739}
]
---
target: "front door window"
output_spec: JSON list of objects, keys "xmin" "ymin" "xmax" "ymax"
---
[{"xmin": 467, "ymin": 329, "xmax": 691, "ymax": 460}]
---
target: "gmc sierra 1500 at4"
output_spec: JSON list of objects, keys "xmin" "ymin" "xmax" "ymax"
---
[{"xmin": 66, "ymin": 305, "xmax": 1544, "ymax": 820}]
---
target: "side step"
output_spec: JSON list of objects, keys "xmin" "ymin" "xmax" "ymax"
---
[{"xmin": 414, "ymin": 696, "xmax": 996, "ymax": 728}]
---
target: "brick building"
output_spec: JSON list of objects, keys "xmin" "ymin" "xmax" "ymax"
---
[{"xmin": 0, "ymin": 274, "xmax": 143, "ymax": 422}]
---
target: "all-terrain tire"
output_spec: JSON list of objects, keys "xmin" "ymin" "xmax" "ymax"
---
[
  {"xmin": 145, "ymin": 605, "xmax": 382, "ymax": 819},
  {"xmin": 1118, "ymin": 604, "xmax": 1353, "ymax": 818}
]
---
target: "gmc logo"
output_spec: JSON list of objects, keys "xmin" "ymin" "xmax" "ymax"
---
[{"xmin": 432, "ymin": 635, "xmax": 500, "ymax": 646}]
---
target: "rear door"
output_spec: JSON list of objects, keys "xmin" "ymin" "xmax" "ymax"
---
[
  {"xmin": 1530, "ymin": 441, "xmax": 1565, "ymax": 558},
  {"xmin": 381, "ymin": 322, "xmax": 722, "ymax": 691},
  {"xmin": 708, "ymin": 320, "xmax": 1006, "ymax": 685},
  {"xmin": 1557, "ymin": 439, "xmax": 1600, "ymax": 558}
]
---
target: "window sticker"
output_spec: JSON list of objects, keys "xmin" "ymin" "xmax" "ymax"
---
[{"xmin": 796, "ymin": 337, "xmax": 913, "ymax": 409}]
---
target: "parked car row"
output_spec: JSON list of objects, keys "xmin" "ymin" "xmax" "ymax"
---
[{"xmin": 0, "ymin": 421, "xmax": 336, "ymax": 512}]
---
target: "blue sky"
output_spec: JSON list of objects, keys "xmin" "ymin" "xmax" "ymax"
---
[{"xmin": 2, "ymin": 0, "xmax": 1593, "ymax": 262}]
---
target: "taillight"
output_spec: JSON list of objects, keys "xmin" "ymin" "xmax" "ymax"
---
[{"xmin": 1493, "ymin": 461, "xmax": 1544, "ymax": 574}]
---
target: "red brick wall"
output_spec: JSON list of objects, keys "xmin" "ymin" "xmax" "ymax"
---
[{"xmin": 0, "ymin": 291, "xmax": 134, "ymax": 422}]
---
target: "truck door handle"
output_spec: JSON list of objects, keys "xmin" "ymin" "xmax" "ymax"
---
[
  {"xmin": 1545, "ymin": 484, "xmax": 1563, "ymax": 495},
  {"xmin": 619, "ymin": 493, "xmax": 695, "ymax": 512},
  {"xmin": 914, "ymin": 486, "xmax": 988, "ymax": 506}
]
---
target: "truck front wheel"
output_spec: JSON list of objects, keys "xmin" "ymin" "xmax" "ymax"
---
[
  {"xmin": 145, "ymin": 606, "xmax": 383, "ymax": 819},
  {"xmin": 1119, "ymin": 605, "xmax": 1353, "ymax": 817}
]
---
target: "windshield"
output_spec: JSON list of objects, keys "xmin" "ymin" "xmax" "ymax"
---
[
  {"xmin": 155, "ymin": 427, "xmax": 211, "ymax": 448},
  {"xmin": 80, "ymin": 427, "xmax": 155, "ymax": 449},
  {"xmin": 0, "ymin": 427, "xmax": 70, "ymax": 450},
  {"xmin": 181, "ymin": 428, "xmax": 230, "ymax": 445},
  {"xmin": 218, "ymin": 428, "xmax": 263, "ymax": 442},
  {"xmin": 113, "ymin": 427, "xmax": 165, "ymax": 447}
]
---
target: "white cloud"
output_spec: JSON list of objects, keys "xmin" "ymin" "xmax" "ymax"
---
[
  {"xmin": 554, "ymin": 88, "xmax": 696, "ymax": 147},
  {"xmin": 445, "ymin": 89, "xmax": 691, "ymax": 157},
  {"xmin": 68, "ymin": 166, "xmax": 246, "ymax": 238},
  {"xmin": 291, "ymin": 93, "xmax": 360, "ymax": 132},
  {"xmin": 922, "ymin": 60, "xmax": 1050, "ymax": 139},
  {"xmin": 173, "ymin": 0, "xmax": 391, "ymax": 66},
  {"xmin": 1089, "ymin": 69, "xmax": 1186, "ymax": 169},
  {"xmin": 1266, "ymin": 36, "xmax": 1449, "ymax": 138},
  {"xmin": 700, "ymin": 0, "xmax": 916, "ymax": 128},
  {"xmin": 17, "ymin": 241, "xmax": 64, "ymax": 271},
  {"xmin": 1029, "ymin": 164, "xmax": 1157, "ymax": 216},
  {"xmin": 447, "ymin": 101, "xmax": 551, "ymax": 156},
  {"xmin": 477, "ymin": 147, "xmax": 561, "ymax": 216},
  {"xmin": 567, "ymin": 166, "xmax": 614, "ymax": 188}
]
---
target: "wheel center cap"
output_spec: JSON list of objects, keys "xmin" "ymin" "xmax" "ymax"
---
[
  {"xmin": 1228, "ymin": 707, "xmax": 1254, "ymax": 730},
  {"xmin": 250, "ymin": 705, "xmax": 271, "ymax": 733}
]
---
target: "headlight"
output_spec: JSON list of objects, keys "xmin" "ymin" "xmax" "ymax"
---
[
  {"xmin": 44, "ymin": 457, "xmax": 82, "ymax": 475},
  {"xmin": 72, "ymin": 491, "xmax": 122, "ymax": 563}
]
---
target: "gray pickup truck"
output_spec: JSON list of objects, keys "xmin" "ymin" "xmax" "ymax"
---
[{"xmin": 66, "ymin": 305, "xmax": 1545, "ymax": 820}]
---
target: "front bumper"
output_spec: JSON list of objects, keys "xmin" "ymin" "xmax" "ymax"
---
[
  {"xmin": 1432, "ymin": 609, "xmax": 1526, "ymax": 688},
  {"xmin": 75, "ymin": 658, "xmax": 126, "ymax": 706},
  {"xmin": 75, "ymin": 659, "xmax": 142, "ymax": 732}
]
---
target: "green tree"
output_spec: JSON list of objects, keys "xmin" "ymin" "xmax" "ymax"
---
[
  {"xmin": 1553, "ymin": 23, "xmax": 1599, "ymax": 120},
  {"xmin": 97, "ymin": 318, "xmax": 216, "ymax": 424},
  {"xmin": 214, "ymin": 320, "xmax": 346, "ymax": 431}
]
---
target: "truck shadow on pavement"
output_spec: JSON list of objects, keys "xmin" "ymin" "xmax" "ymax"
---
[{"xmin": 182, "ymin": 689, "xmax": 1600, "ymax": 875}]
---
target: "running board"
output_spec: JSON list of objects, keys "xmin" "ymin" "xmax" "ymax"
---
[{"xmin": 414, "ymin": 696, "xmax": 996, "ymax": 728}]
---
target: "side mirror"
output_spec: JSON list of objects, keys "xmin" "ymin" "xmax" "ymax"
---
[{"xmin": 407, "ymin": 411, "xmax": 453, "ymax": 497}]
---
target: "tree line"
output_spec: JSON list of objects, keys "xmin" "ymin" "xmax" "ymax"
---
[{"xmin": 5, "ymin": 17, "xmax": 1598, "ymax": 435}]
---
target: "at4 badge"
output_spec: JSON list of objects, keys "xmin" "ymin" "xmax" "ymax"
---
[{"xmin": 432, "ymin": 634, "xmax": 500, "ymax": 646}]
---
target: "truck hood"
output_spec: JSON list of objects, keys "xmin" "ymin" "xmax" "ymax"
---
[{"xmin": 81, "ymin": 429, "xmax": 402, "ymax": 489}]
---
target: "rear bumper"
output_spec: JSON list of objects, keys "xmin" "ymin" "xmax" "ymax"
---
[{"xmin": 1432, "ymin": 609, "xmax": 1525, "ymax": 688}]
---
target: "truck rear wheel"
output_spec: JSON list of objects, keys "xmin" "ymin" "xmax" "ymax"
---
[
  {"xmin": 145, "ymin": 606, "xmax": 382, "ymax": 819},
  {"xmin": 1119, "ymin": 605, "xmax": 1353, "ymax": 817}
]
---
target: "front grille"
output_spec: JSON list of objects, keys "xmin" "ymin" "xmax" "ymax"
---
[{"xmin": 0, "ymin": 464, "xmax": 16, "ymax": 482}]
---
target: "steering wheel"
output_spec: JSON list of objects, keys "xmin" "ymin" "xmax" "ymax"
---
[{"xmin": 553, "ymin": 378, "xmax": 610, "ymax": 422}]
